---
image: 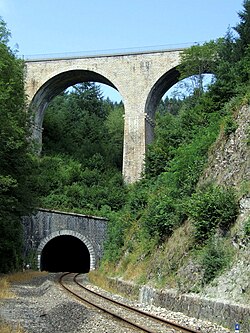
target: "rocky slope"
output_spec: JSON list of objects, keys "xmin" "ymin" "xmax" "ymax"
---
[{"xmin": 199, "ymin": 104, "xmax": 250, "ymax": 305}]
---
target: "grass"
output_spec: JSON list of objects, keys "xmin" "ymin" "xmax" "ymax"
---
[
  {"xmin": 0, "ymin": 321, "xmax": 25, "ymax": 333},
  {"xmin": 0, "ymin": 270, "xmax": 48, "ymax": 299},
  {"xmin": 0, "ymin": 278, "xmax": 15, "ymax": 299},
  {"xmin": 88, "ymin": 269, "xmax": 139, "ymax": 301},
  {"xmin": 95, "ymin": 220, "xmax": 195, "ymax": 292},
  {"xmin": 4, "ymin": 270, "xmax": 47, "ymax": 284},
  {"xmin": 0, "ymin": 270, "xmax": 48, "ymax": 300},
  {"xmin": 88, "ymin": 270, "xmax": 113, "ymax": 291},
  {"xmin": 124, "ymin": 220, "xmax": 194, "ymax": 288}
]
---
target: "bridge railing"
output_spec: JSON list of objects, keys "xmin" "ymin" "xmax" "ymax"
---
[{"xmin": 21, "ymin": 42, "xmax": 203, "ymax": 61}]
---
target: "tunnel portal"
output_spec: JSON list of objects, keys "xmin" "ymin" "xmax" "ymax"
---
[{"xmin": 40, "ymin": 235, "xmax": 90, "ymax": 273}]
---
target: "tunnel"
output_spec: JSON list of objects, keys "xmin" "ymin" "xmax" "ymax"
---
[{"xmin": 40, "ymin": 235, "xmax": 90, "ymax": 273}]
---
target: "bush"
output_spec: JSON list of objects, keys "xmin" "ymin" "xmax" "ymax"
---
[
  {"xmin": 200, "ymin": 237, "xmax": 233, "ymax": 285},
  {"xmin": 223, "ymin": 114, "xmax": 238, "ymax": 136},
  {"xmin": 103, "ymin": 212, "xmax": 131, "ymax": 263},
  {"xmin": 188, "ymin": 184, "xmax": 239, "ymax": 243},
  {"xmin": 244, "ymin": 217, "xmax": 250, "ymax": 237},
  {"xmin": 126, "ymin": 181, "xmax": 149, "ymax": 217},
  {"xmin": 142, "ymin": 193, "xmax": 181, "ymax": 242}
]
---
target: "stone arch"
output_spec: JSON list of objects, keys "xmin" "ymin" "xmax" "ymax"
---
[
  {"xmin": 37, "ymin": 229, "xmax": 96, "ymax": 271},
  {"xmin": 145, "ymin": 67, "xmax": 180, "ymax": 122},
  {"xmin": 29, "ymin": 69, "xmax": 120, "ymax": 144},
  {"xmin": 143, "ymin": 67, "xmax": 180, "ymax": 145},
  {"xmin": 144, "ymin": 67, "xmax": 215, "ymax": 143}
]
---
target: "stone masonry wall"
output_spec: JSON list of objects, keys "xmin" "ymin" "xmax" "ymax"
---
[
  {"xmin": 106, "ymin": 278, "xmax": 250, "ymax": 332},
  {"xmin": 22, "ymin": 208, "xmax": 108, "ymax": 268}
]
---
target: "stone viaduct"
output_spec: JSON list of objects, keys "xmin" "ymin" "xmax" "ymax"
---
[
  {"xmin": 24, "ymin": 48, "xmax": 183, "ymax": 183},
  {"xmin": 22, "ymin": 208, "xmax": 108, "ymax": 272}
]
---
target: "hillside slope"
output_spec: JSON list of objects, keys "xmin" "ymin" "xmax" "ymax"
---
[
  {"xmin": 167, "ymin": 103, "xmax": 250, "ymax": 305},
  {"xmin": 104, "ymin": 103, "xmax": 250, "ymax": 307},
  {"xmin": 201, "ymin": 104, "xmax": 249, "ymax": 191},
  {"xmin": 199, "ymin": 104, "xmax": 250, "ymax": 305}
]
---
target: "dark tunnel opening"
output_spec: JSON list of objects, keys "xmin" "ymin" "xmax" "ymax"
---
[{"xmin": 40, "ymin": 235, "xmax": 90, "ymax": 273}]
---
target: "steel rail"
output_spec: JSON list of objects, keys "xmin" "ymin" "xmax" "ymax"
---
[
  {"xmin": 59, "ymin": 272, "xmax": 156, "ymax": 333},
  {"xmin": 73, "ymin": 273, "xmax": 201, "ymax": 333},
  {"xmin": 59, "ymin": 272, "xmax": 202, "ymax": 333}
]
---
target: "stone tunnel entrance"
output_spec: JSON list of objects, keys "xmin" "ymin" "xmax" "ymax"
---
[{"xmin": 40, "ymin": 235, "xmax": 90, "ymax": 273}]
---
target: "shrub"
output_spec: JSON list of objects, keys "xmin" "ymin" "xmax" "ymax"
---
[
  {"xmin": 188, "ymin": 184, "xmax": 239, "ymax": 243},
  {"xmin": 200, "ymin": 237, "xmax": 233, "ymax": 285},
  {"xmin": 126, "ymin": 181, "xmax": 149, "ymax": 217},
  {"xmin": 142, "ymin": 194, "xmax": 181, "ymax": 242},
  {"xmin": 244, "ymin": 217, "xmax": 250, "ymax": 237},
  {"xmin": 102, "ymin": 212, "xmax": 131, "ymax": 263},
  {"xmin": 223, "ymin": 114, "xmax": 238, "ymax": 136}
]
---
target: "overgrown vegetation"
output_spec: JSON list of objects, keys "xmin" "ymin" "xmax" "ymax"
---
[
  {"xmin": 37, "ymin": 84, "xmax": 125, "ymax": 215},
  {"xmin": 187, "ymin": 184, "xmax": 239, "ymax": 243},
  {"xmin": 198, "ymin": 237, "xmax": 235, "ymax": 286},
  {"xmin": 0, "ymin": 278, "xmax": 14, "ymax": 299},
  {"xmin": 0, "ymin": 271, "xmax": 47, "ymax": 299},
  {"xmin": 0, "ymin": 18, "xmax": 39, "ymax": 273},
  {"xmin": 0, "ymin": 321, "xmax": 25, "ymax": 333}
]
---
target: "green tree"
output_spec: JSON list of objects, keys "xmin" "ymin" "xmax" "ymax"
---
[
  {"xmin": 43, "ymin": 83, "xmax": 124, "ymax": 169},
  {"xmin": 0, "ymin": 17, "xmax": 38, "ymax": 272},
  {"xmin": 38, "ymin": 82, "xmax": 125, "ymax": 215},
  {"xmin": 234, "ymin": 0, "xmax": 250, "ymax": 56},
  {"xmin": 103, "ymin": 101, "xmax": 124, "ymax": 169},
  {"xmin": 178, "ymin": 41, "xmax": 218, "ymax": 96}
]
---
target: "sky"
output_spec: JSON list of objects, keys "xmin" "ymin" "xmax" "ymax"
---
[{"xmin": 0, "ymin": 0, "xmax": 245, "ymax": 100}]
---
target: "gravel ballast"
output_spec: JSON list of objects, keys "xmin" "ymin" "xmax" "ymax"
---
[{"xmin": 0, "ymin": 273, "xmax": 231, "ymax": 333}]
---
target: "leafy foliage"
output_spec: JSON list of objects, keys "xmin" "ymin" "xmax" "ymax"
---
[
  {"xmin": 142, "ymin": 193, "xmax": 180, "ymax": 242},
  {"xmin": 102, "ymin": 212, "xmax": 131, "ymax": 262},
  {"xmin": 0, "ymin": 17, "xmax": 38, "ymax": 273},
  {"xmin": 244, "ymin": 217, "xmax": 250, "ymax": 237},
  {"xmin": 223, "ymin": 114, "xmax": 238, "ymax": 136},
  {"xmin": 39, "ymin": 83, "xmax": 125, "ymax": 215},
  {"xmin": 199, "ymin": 237, "xmax": 234, "ymax": 285},
  {"xmin": 187, "ymin": 184, "xmax": 239, "ymax": 243}
]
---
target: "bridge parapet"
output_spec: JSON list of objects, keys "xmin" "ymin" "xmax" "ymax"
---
[{"xmin": 23, "ymin": 44, "xmax": 189, "ymax": 61}]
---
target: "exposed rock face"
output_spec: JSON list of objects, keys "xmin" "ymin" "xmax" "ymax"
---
[
  {"xmin": 202, "ymin": 105, "xmax": 250, "ymax": 189},
  {"xmin": 201, "ymin": 194, "xmax": 250, "ymax": 305},
  {"xmin": 202, "ymin": 248, "xmax": 250, "ymax": 304}
]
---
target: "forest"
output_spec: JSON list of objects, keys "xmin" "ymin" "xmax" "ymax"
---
[{"xmin": 0, "ymin": 0, "xmax": 249, "ymax": 282}]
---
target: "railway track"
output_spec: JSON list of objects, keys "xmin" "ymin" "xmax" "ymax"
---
[{"xmin": 59, "ymin": 272, "xmax": 202, "ymax": 333}]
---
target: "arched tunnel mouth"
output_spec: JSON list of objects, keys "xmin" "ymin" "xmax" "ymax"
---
[{"xmin": 40, "ymin": 235, "xmax": 90, "ymax": 273}]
